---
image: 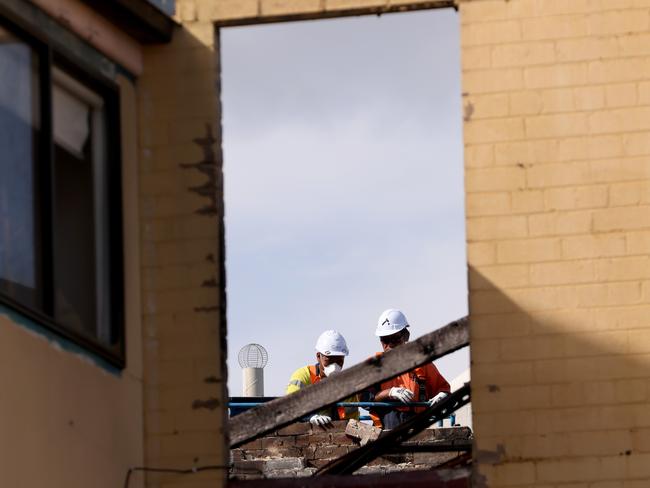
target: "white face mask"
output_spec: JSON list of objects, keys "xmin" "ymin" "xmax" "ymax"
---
[{"xmin": 323, "ymin": 363, "xmax": 342, "ymax": 377}]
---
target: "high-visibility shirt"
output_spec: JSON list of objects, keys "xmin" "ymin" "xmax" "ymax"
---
[
  {"xmin": 368, "ymin": 353, "xmax": 450, "ymax": 427},
  {"xmin": 381, "ymin": 363, "xmax": 450, "ymax": 403},
  {"xmin": 286, "ymin": 363, "xmax": 359, "ymax": 420}
]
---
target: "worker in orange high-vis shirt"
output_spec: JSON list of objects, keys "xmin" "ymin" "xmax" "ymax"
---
[
  {"xmin": 365, "ymin": 309, "xmax": 450, "ymax": 429},
  {"xmin": 286, "ymin": 330, "xmax": 359, "ymax": 427}
]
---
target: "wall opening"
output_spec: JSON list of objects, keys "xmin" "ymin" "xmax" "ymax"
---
[{"xmin": 220, "ymin": 8, "xmax": 468, "ymax": 421}]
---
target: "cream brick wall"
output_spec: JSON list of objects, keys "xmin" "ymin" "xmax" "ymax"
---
[
  {"xmin": 178, "ymin": 0, "xmax": 453, "ymax": 25},
  {"xmin": 138, "ymin": 20, "xmax": 228, "ymax": 488},
  {"xmin": 461, "ymin": 0, "xmax": 650, "ymax": 486},
  {"xmin": 142, "ymin": 3, "xmax": 461, "ymax": 488},
  {"xmin": 140, "ymin": 1, "xmax": 650, "ymax": 487}
]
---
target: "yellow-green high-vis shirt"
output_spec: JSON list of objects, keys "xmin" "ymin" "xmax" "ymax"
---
[{"xmin": 285, "ymin": 364, "xmax": 359, "ymax": 420}]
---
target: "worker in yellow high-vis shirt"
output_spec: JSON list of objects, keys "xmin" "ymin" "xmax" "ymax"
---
[{"xmin": 286, "ymin": 330, "xmax": 359, "ymax": 427}]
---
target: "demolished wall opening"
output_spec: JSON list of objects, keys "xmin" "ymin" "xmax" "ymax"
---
[{"xmin": 218, "ymin": 7, "xmax": 470, "ymax": 481}]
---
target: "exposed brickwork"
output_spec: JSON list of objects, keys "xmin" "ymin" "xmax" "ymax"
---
[
  {"xmin": 461, "ymin": 0, "xmax": 650, "ymax": 486},
  {"xmin": 138, "ymin": 18, "xmax": 227, "ymax": 488},
  {"xmin": 229, "ymin": 421, "xmax": 472, "ymax": 479},
  {"xmin": 177, "ymin": 0, "xmax": 453, "ymax": 25},
  {"xmin": 138, "ymin": 1, "xmax": 650, "ymax": 488},
  {"xmin": 140, "ymin": 3, "xmax": 467, "ymax": 488}
]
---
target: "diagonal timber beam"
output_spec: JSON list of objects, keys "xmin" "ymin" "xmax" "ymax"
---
[
  {"xmin": 316, "ymin": 383, "xmax": 472, "ymax": 475},
  {"xmin": 229, "ymin": 316, "xmax": 468, "ymax": 447}
]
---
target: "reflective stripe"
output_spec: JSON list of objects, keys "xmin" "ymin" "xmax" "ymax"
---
[
  {"xmin": 289, "ymin": 380, "xmax": 304, "ymax": 388},
  {"xmin": 309, "ymin": 364, "xmax": 320, "ymax": 384}
]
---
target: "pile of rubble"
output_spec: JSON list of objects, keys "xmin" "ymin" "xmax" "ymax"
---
[{"xmin": 230, "ymin": 420, "xmax": 472, "ymax": 480}]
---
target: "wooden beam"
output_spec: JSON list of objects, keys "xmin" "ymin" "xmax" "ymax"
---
[
  {"xmin": 229, "ymin": 316, "xmax": 468, "ymax": 447},
  {"xmin": 316, "ymin": 383, "xmax": 471, "ymax": 475},
  {"xmin": 228, "ymin": 468, "xmax": 471, "ymax": 488}
]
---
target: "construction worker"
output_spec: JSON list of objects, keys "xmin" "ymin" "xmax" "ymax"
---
[
  {"xmin": 286, "ymin": 330, "xmax": 359, "ymax": 427},
  {"xmin": 366, "ymin": 309, "xmax": 450, "ymax": 429}
]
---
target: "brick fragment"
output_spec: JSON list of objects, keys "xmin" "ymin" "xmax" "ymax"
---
[
  {"xmin": 307, "ymin": 432, "xmax": 333, "ymax": 445},
  {"xmin": 239, "ymin": 439, "xmax": 262, "ymax": 450},
  {"xmin": 413, "ymin": 452, "xmax": 457, "ymax": 465},
  {"xmin": 259, "ymin": 447, "xmax": 302, "ymax": 458},
  {"xmin": 277, "ymin": 422, "xmax": 312, "ymax": 436},
  {"xmin": 330, "ymin": 432, "xmax": 357, "ymax": 446},
  {"xmin": 261, "ymin": 436, "xmax": 296, "ymax": 448},
  {"xmin": 264, "ymin": 457, "xmax": 305, "ymax": 471},
  {"xmin": 345, "ymin": 419, "xmax": 381, "ymax": 446},
  {"xmin": 313, "ymin": 445, "xmax": 349, "ymax": 460},
  {"xmin": 231, "ymin": 459, "xmax": 265, "ymax": 475},
  {"xmin": 265, "ymin": 469, "xmax": 298, "ymax": 478},
  {"xmin": 294, "ymin": 434, "xmax": 312, "ymax": 447},
  {"xmin": 307, "ymin": 458, "xmax": 333, "ymax": 469}
]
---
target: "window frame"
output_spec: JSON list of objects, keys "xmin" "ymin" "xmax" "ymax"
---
[{"xmin": 0, "ymin": 15, "xmax": 125, "ymax": 368}]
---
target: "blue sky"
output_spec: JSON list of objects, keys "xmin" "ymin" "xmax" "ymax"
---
[{"xmin": 221, "ymin": 8, "xmax": 468, "ymax": 396}]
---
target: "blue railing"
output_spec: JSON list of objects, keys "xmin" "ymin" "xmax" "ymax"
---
[
  {"xmin": 229, "ymin": 401, "xmax": 432, "ymax": 408},
  {"xmin": 228, "ymin": 398, "xmax": 457, "ymax": 426}
]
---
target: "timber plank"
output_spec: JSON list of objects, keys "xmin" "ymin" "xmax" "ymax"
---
[{"xmin": 228, "ymin": 468, "xmax": 471, "ymax": 487}]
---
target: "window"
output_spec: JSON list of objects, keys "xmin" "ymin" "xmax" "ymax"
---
[{"xmin": 0, "ymin": 21, "xmax": 124, "ymax": 365}]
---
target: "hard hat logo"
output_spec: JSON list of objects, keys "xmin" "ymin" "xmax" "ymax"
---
[{"xmin": 375, "ymin": 308, "xmax": 410, "ymax": 337}]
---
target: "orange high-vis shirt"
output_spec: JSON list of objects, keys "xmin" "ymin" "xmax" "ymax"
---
[
  {"xmin": 380, "ymin": 362, "xmax": 450, "ymax": 402},
  {"xmin": 367, "ymin": 353, "xmax": 451, "ymax": 427},
  {"xmin": 377, "ymin": 357, "xmax": 451, "ymax": 416}
]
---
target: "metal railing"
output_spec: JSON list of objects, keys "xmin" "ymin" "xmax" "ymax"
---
[{"xmin": 228, "ymin": 398, "xmax": 458, "ymax": 426}]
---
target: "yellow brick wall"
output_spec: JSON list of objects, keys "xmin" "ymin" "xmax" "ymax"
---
[
  {"xmin": 140, "ymin": 3, "xmax": 456, "ymax": 487},
  {"xmin": 140, "ymin": 1, "xmax": 650, "ymax": 487},
  {"xmin": 461, "ymin": 0, "xmax": 650, "ymax": 486},
  {"xmin": 177, "ymin": 0, "xmax": 453, "ymax": 25},
  {"xmin": 138, "ymin": 20, "xmax": 228, "ymax": 488}
]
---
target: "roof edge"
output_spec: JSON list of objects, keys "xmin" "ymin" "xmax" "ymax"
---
[{"xmin": 82, "ymin": 0, "xmax": 176, "ymax": 44}]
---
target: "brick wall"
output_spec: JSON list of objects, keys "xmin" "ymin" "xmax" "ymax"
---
[
  {"xmin": 231, "ymin": 421, "xmax": 471, "ymax": 479},
  {"xmin": 461, "ymin": 0, "xmax": 650, "ymax": 486},
  {"xmin": 138, "ymin": 19, "xmax": 228, "ymax": 488},
  {"xmin": 138, "ymin": 1, "xmax": 650, "ymax": 487},
  {"xmin": 176, "ymin": 0, "xmax": 453, "ymax": 25},
  {"xmin": 138, "ymin": 2, "xmax": 460, "ymax": 487}
]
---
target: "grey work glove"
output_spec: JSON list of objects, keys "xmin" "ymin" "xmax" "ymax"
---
[
  {"xmin": 309, "ymin": 414, "xmax": 333, "ymax": 427},
  {"xmin": 428, "ymin": 391, "xmax": 449, "ymax": 406},
  {"xmin": 388, "ymin": 387, "xmax": 414, "ymax": 404}
]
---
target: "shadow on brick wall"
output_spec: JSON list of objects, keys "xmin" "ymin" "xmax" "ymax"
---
[{"xmin": 469, "ymin": 266, "xmax": 650, "ymax": 486}]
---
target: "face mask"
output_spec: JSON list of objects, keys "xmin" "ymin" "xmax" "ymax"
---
[{"xmin": 323, "ymin": 363, "xmax": 342, "ymax": 377}]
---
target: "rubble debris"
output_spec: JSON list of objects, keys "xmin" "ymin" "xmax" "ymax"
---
[
  {"xmin": 345, "ymin": 419, "xmax": 381, "ymax": 446},
  {"xmin": 229, "ymin": 420, "xmax": 472, "ymax": 480}
]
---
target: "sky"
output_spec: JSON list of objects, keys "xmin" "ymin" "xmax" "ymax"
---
[{"xmin": 220, "ymin": 8, "xmax": 468, "ymax": 397}]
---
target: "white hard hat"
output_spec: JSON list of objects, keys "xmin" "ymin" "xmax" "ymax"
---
[
  {"xmin": 375, "ymin": 309, "xmax": 410, "ymax": 337},
  {"xmin": 315, "ymin": 330, "xmax": 349, "ymax": 356}
]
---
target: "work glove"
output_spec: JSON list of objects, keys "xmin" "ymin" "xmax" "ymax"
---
[
  {"xmin": 388, "ymin": 387, "xmax": 414, "ymax": 404},
  {"xmin": 309, "ymin": 414, "xmax": 333, "ymax": 427},
  {"xmin": 428, "ymin": 391, "xmax": 449, "ymax": 407}
]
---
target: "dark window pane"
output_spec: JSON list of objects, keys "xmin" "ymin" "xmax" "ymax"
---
[
  {"xmin": 53, "ymin": 143, "xmax": 97, "ymax": 337},
  {"xmin": 52, "ymin": 69, "xmax": 111, "ymax": 344},
  {"xmin": 0, "ymin": 27, "xmax": 40, "ymax": 309}
]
